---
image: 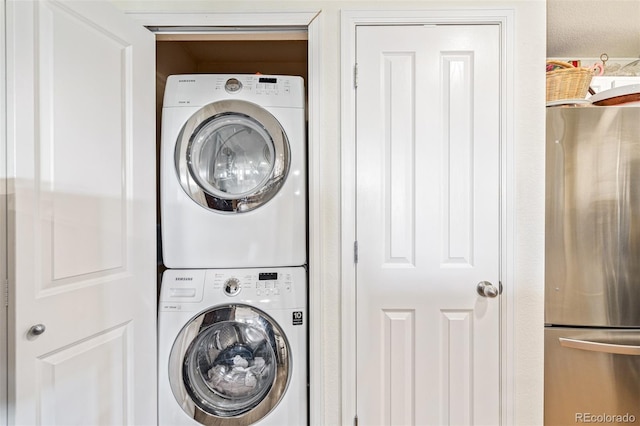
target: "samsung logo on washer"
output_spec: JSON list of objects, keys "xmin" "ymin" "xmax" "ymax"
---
[
  {"xmin": 175, "ymin": 277, "xmax": 193, "ymax": 281},
  {"xmin": 178, "ymin": 79, "xmax": 196, "ymax": 83}
]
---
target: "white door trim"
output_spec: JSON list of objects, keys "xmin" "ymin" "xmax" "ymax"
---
[
  {"xmin": 124, "ymin": 10, "xmax": 324, "ymax": 426},
  {"xmin": 125, "ymin": 10, "xmax": 321, "ymax": 27},
  {"xmin": 340, "ymin": 9, "xmax": 516, "ymax": 425},
  {"xmin": 0, "ymin": 1, "xmax": 7, "ymax": 424}
]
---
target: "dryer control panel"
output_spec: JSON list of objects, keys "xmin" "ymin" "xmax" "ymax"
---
[
  {"xmin": 163, "ymin": 74, "xmax": 305, "ymax": 109},
  {"xmin": 216, "ymin": 75, "xmax": 298, "ymax": 98}
]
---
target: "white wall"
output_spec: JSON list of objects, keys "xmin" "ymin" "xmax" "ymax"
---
[
  {"xmin": 548, "ymin": 0, "xmax": 640, "ymax": 58},
  {"xmin": 114, "ymin": 1, "xmax": 546, "ymax": 425}
]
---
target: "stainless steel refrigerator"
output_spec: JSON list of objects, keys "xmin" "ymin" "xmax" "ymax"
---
[{"xmin": 545, "ymin": 106, "xmax": 640, "ymax": 425}]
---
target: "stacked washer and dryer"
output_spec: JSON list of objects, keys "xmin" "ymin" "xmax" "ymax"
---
[{"xmin": 158, "ymin": 75, "xmax": 307, "ymax": 426}]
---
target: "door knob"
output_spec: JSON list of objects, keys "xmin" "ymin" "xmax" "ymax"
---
[
  {"xmin": 477, "ymin": 281, "xmax": 499, "ymax": 298},
  {"xmin": 28, "ymin": 324, "xmax": 46, "ymax": 338}
]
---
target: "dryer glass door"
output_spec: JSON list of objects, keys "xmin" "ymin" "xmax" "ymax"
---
[
  {"xmin": 189, "ymin": 115, "xmax": 275, "ymax": 198},
  {"xmin": 175, "ymin": 100, "xmax": 290, "ymax": 213},
  {"xmin": 169, "ymin": 305, "xmax": 291, "ymax": 424}
]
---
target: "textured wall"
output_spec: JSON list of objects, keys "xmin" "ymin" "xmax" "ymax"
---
[{"xmin": 548, "ymin": 0, "xmax": 640, "ymax": 58}]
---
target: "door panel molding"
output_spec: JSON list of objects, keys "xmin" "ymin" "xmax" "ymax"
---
[
  {"xmin": 340, "ymin": 9, "xmax": 516, "ymax": 425},
  {"xmin": 38, "ymin": 323, "xmax": 132, "ymax": 425},
  {"xmin": 441, "ymin": 53, "xmax": 474, "ymax": 267},
  {"xmin": 382, "ymin": 309, "xmax": 415, "ymax": 424},
  {"xmin": 441, "ymin": 309, "xmax": 473, "ymax": 424},
  {"xmin": 37, "ymin": 0, "xmax": 132, "ymax": 286},
  {"xmin": 382, "ymin": 53, "xmax": 416, "ymax": 268}
]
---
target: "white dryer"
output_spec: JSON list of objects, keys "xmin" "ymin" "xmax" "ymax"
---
[
  {"xmin": 161, "ymin": 74, "xmax": 306, "ymax": 269},
  {"xmin": 158, "ymin": 267, "xmax": 307, "ymax": 426}
]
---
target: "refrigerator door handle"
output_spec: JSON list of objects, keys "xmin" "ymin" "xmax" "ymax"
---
[{"xmin": 559, "ymin": 337, "xmax": 640, "ymax": 356}]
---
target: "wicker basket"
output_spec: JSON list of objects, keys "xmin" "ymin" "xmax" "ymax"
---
[{"xmin": 546, "ymin": 60, "xmax": 594, "ymax": 102}]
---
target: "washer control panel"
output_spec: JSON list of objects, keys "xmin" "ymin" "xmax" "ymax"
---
[
  {"xmin": 160, "ymin": 267, "xmax": 305, "ymax": 312},
  {"xmin": 212, "ymin": 270, "xmax": 294, "ymax": 298}
]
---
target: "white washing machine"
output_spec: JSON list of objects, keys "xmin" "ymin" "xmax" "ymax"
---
[
  {"xmin": 161, "ymin": 74, "xmax": 306, "ymax": 269},
  {"xmin": 158, "ymin": 267, "xmax": 307, "ymax": 426}
]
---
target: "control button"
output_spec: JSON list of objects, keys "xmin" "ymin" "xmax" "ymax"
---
[
  {"xmin": 225, "ymin": 78, "xmax": 243, "ymax": 93},
  {"xmin": 223, "ymin": 278, "xmax": 241, "ymax": 296}
]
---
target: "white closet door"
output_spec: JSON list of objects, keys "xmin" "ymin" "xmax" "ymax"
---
[
  {"xmin": 6, "ymin": 1, "xmax": 156, "ymax": 424},
  {"xmin": 355, "ymin": 24, "xmax": 501, "ymax": 425}
]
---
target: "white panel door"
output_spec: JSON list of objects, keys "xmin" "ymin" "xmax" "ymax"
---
[
  {"xmin": 6, "ymin": 1, "xmax": 156, "ymax": 425},
  {"xmin": 356, "ymin": 25, "xmax": 501, "ymax": 425}
]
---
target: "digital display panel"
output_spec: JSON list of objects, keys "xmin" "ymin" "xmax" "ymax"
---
[
  {"xmin": 259, "ymin": 272, "xmax": 278, "ymax": 280},
  {"xmin": 258, "ymin": 77, "xmax": 277, "ymax": 84}
]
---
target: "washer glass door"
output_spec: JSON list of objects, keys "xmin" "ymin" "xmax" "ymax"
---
[
  {"xmin": 175, "ymin": 100, "xmax": 290, "ymax": 213},
  {"xmin": 169, "ymin": 305, "xmax": 291, "ymax": 424}
]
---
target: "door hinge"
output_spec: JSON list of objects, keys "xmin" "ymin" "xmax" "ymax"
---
[
  {"xmin": 354, "ymin": 63, "xmax": 358, "ymax": 89},
  {"xmin": 354, "ymin": 241, "xmax": 359, "ymax": 264}
]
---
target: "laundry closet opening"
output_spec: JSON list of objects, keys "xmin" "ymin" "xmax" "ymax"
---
[
  {"xmin": 154, "ymin": 28, "xmax": 309, "ymax": 279},
  {"xmin": 153, "ymin": 27, "xmax": 311, "ymax": 425}
]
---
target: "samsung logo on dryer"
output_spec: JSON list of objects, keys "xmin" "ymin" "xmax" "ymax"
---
[
  {"xmin": 175, "ymin": 277, "xmax": 193, "ymax": 281},
  {"xmin": 178, "ymin": 79, "xmax": 196, "ymax": 83}
]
